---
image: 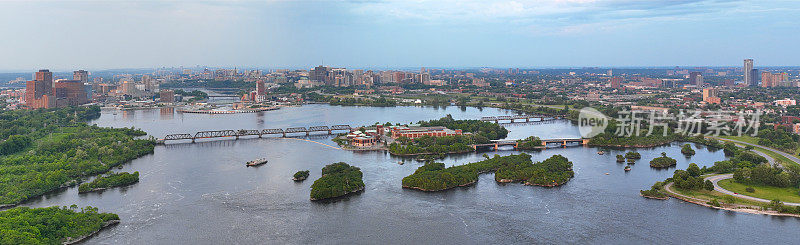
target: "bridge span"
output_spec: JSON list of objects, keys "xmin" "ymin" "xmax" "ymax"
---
[
  {"xmin": 471, "ymin": 138, "xmax": 589, "ymax": 151},
  {"xmin": 480, "ymin": 114, "xmax": 565, "ymax": 123},
  {"xmin": 157, "ymin": 125, "xmax": 352, "ymax": 144}
]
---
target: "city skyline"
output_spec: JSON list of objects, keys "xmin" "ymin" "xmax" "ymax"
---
[{"xmin": 1, "ymin": 0, "xmax": 800, "ymax": 71}]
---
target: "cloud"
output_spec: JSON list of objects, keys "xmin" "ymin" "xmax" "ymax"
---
[{"xmin": 349, "ymin": 0, "xmax": 745, "ymax": 34}]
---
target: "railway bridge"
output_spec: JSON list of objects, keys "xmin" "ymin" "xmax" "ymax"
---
[
  {"xmin": 157, "ymin": 125, "xmax": 352, "ymax": 144},
  {"xmin": 480, "ymin": 114, "xmax": 565, "ymax": 123}
]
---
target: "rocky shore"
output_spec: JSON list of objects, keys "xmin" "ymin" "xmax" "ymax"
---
[{"xmin": 63, "ymin": 219, "xmax": 120, "ymax": 245}]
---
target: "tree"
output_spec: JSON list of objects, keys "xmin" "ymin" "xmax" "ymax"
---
[
  {"xmin": 704, "ymin": 180, "xmax": 714, "ymax": 191},
  {"xmin": 687, "ymin": 163, "xmax": 701, "ymax": 177}
]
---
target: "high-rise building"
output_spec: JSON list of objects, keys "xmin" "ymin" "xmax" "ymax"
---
[
  {"xmin": 73, "ymin": 70, "xmax": 89, "ymax": 83},
  {"xmin": 610, "ymin": 77, "xmax": 622, "ymax": 89},
  {"xmin": 702, "ymin": 88, "xmax": 720, "ymax": 104},
  {"xmin": 160, "ymin": 89, "xmax": 175, "ymax": 103},
  {"xmin": 256, "ymin": 80, "xmax": 266, "ymax": 95},
  {"xmin": 690, "ymin": 72, "xmax": 703, "ymax": 87},
  {"xmin": 35, "ymin": 69, "xmax": 53, "ymax": 95},
  {"xmin": 750, "ymin": 69, "xmax": 760, "ymax": 86},
  {"xmin": 743, "ymin": 59, "xmax": 754, "ymax": 86},
  {"xmin": 53, "ymin": 80, "xmax": 88, "ymax": 106}
]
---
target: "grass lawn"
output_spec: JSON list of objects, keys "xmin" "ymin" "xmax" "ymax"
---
[
  {"xmin": 717, "ymin": 179, "xmax": 800, "ymax": 203},
  {"xmin": 671, "ymin": 186, "xmax": 764, "ymax": 206},
  {"xmin": 718, "ymin": 136, "xmax": 800, "ymax": 168}
]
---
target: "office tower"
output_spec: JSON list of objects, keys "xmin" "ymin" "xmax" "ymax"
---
[
  {"xmin": 610, "ymin": 77, "xmax": 622, "ymax": 89},
  {"xmin": 256, "ymin": 80, "xmax": 266, "ymax": 95},
  {"xmin": 73, "ymin": 70, "xmax": 89, "ymax": 83},
  {"xmin": 743, "ymin": 59, "xmax": 754, "ymax": 86},
  {"xmin": 750, "ymin": 69, "xmax": 760, "ymax": 87},
  {"xmin": 608, "ymin": 69, "xmax": 613, "ymax": 77},
  {"xmin": 160, "ymin": 89, "xmax": 175, "ymax": 103},
  {"xmin": 35, "ymin": 69, "xmax": 53, "ymax": 95},
  {"xmin": 702, "ymin": 88, "xmax": 720, "ymax": 104},
  {"xmin": 53, "ymin": 80, "xmax": 88, "ymax": 106},
  {"xmin": 690, "ymin": 71, "xmax": 703, "ymax": 87}
]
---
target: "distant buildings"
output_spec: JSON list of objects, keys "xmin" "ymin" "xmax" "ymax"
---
[
  {"xmin": 25, "ymin": 69, "xmax": 88, "ymax": 109},
  {"xmin": 702, "ymin": 88, "xmax": 721, "ymax": 104},
  {"xmin": 160, "ymin": 89, "xmax": 175, "ymax": 103},
  {"xmin": 690, "ymin": 71, "xmax": 703, "ymax": 87},
  {"xmin": 774, "ymin": 98, "xmax": 796, "ymax": 107},
  {"xmin": 761, "ymin": 71, "xmax": 789, "ymax": 87},
  {"xmin": 610, "ymin": 77, "xmax": 622, "ymax": 89},
  {"xmin": 744, "ymin": 59, "xmax": 755, "ymax": 86},
  {"xmin": 73, "ymin": 70, "xmax": 89, "ymax": 83}
]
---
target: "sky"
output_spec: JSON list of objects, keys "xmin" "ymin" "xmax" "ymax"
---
[{"xmin": 0, "ymin": 0, "xmax": 798, "ymax": 71}]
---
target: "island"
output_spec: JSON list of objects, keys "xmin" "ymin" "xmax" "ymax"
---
[
  {"xmin": 516, "ymin": 136, "xmax": 543, "ymax": 150},
  {"xmin": 293, "ymin": 170, "xmax": 310, "ymax": 181},
  {"xmin": 649, "ymin": 152, "xmax": 677, "ymax": 168},
  {"xmin": 309, "ymin": 162, "xmax": 364, "ymax": 201},
  {"xmin": 0, "ymin": 206, "xmax": 119, "ymax": 244},
  {"xmin": 681, "ymin": 144, "xmax": 696, "ymax": 156},
  {"xmin": 387, "ymin": 115, "xmax": 508, "ymax": 156},
  {"xmin": 0, "ymin": 107, "xmax": 155, "ymax": 207},
  {"xmin": 78, "ymin": 172, "xmax": 140, "ymax": 193},
  {"xmin": 402, "ymin": 153, "xmax": 574, "ymax": 191}
]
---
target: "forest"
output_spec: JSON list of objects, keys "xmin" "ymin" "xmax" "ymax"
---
[
  {"xmin": 0, "ymin": 206, "xmax": 119, "ymax": 244},
  {"xmin": 649, "ymin": 152, "xmax": 677, "ymax": 168},
  {"xmin": 78, "ymin": 172, "xmax": 140, "ymax": 193},
  {"xmin": 0, "ymin": 107, "xmax": 155, "ymax": 205},
  {"xmin": 309, "ymin": 162, "xmax": 364, "ymax": 200}
]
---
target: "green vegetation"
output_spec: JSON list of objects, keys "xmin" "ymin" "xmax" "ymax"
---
[
  {"xmin": 418, "ymin": 114, "xmax": 509, "ymax": 140},
  {"xmin": 766, "ymin": 199, "xmax": 800, "ymax": 215},
  {"xmin": 625, "ymin": 152, "xmax": 641, "ymax": 159},
  {"xmin": 388, "ymin": 115, "xmax": 509, "ymax": 155},
  {"xmin": 640, "ymin": 182, "xmax": 668, "ymax": 199},
  {"xmin": 649, "ymin": 152, "xmax": 677, "ymax": 168},
  {"xmin": 616, "ymin": 154, "xmax": 625, "ymax": 162},
  {"xmin": 173, "ymin": 89, "xmax": 209, "ymax": 100},
  {"xmin": 681, "ymin": 144, "xmax": 695, "ymax": 156},
  {"xmin": 0, "ymin": 206, "xmax": 119, "ymax": 244},
  {"xmin": 754, "ymin": 128, "xmax": 800, "ymax": 154},
  {"xmin": 309, "ymin": 162, "xmax": 364, "ymax": 200},
  {"xmin": 516, "ymin": 136, "xmax": 542, "ymax": 150},
  {"xmin": 0, "ymin": 107, "xmax": 155, "ymax": 205},
  {"xmin": 388, "ymin": 135, "xmax": 474, "ymax": 155},
  {"xmin": 732, "ymin": 163, "xmax": 800, "ymax": 188},
  {"xmin": 402, "ymin": 154, "xmax": 574, "ymax": 191},
  {"xmin": 293, "ymin": 170, "xmax": 310, "ymax": 181},
  {"xmin": 329, "ymin": 96, "xmax": 397, "ymax": 107},
  {"xmin": 718, "ymin": 179, "xmax": 800, "ymax": 203},
  {"xmin": 78, "ymin": 172, "xmax": 139, "ymax": 193}
]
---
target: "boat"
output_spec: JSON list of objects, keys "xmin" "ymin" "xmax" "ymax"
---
[
  {"xmin": 246, "ymin": 158, "xmax": 268, "ymax": 167},
  {"xmin": 597, "ymin": 151, "xmax": 605, "ymax": 155},
  {"xmin": 398, "ymin": 161, "xmax": 404, "ymax": 165},
  {"xmin": 605, "ymin": 173, "xmax": 610, "ymax": 175},
  {"xmin": 624, "ymin": 166, "xmax": 631, "ymax": 171}
]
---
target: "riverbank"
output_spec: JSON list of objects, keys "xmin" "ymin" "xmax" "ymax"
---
[
  {"xmin": 63, "ymin": 220, "xmax": 120, "ymax": 245},
  {"xmin": 663, "ymin": 182, "xmax": 800, "ymax": 218}
]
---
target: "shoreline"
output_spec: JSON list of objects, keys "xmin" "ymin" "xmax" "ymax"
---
[
  {"xmin": 663, "ymin": 183, "xmax": 800, "ymax": 218},
  {"xmin": 63, "ymin": 219, "xmax": 120, "ymax": 245},
  {"xmin": 310, "ymin": 187, "xmax": 365, "ymax": 201}
]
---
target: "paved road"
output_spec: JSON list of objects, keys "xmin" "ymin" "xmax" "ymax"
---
[
  {"xmin": 693, "ymin": 137, "xmax": 800, "ymax": 206},
  {"xmin": 713, "ymin": 137, "xmax": 800, "ymax": 168}
]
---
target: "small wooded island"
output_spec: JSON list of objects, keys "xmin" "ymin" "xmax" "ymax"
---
[
  {"xmin": 293, "ymin": 170, "xmax": 310, "ymax": 181},
  {"xmin": 402, "ymin": 153, "xmax": 574, "ymax": 191},
  {"xmin": 310, "ymin": 163, "xmax": 364, "ymax": 201},
  {"xmin": 649, "ymin": 152, "xmax": 677, "ymax": 168},
  {"xmin": 78, "ymin": 172, "xmax": 140, "ymax": 193}
]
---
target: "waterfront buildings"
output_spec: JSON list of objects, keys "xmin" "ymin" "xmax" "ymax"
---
[
  {"xmin": 390, "ymin": 126, "xmax": 463, "ymax": 139},
  {"xmin": 25, "ymin": 69, "xmax": 88, "ymax": 109}
]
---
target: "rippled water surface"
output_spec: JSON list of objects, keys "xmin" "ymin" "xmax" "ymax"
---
[{"xmin": 23, "ymin": 104, "xmax": 800, "ymax": 244}]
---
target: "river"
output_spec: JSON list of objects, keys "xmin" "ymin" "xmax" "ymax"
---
[{"xmin": 22, "ymin": 104, "xmax": 799, "ymax": 244}]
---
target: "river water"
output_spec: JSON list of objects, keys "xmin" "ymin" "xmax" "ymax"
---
[{"xmin": 23, "ymin": 104, "xmax": 799, "ymax": 244}]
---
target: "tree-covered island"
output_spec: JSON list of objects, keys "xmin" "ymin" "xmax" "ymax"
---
[
  {"xmin": 309, "ymin": 162, "xmax": 364, "ymax": 201},
  {"xmin": 78, "ymin": 172, "xmax": 140, "ymax": 193},
  {"xmin": 402, "ymin": 153, "xmax": 574, "ymax": 191},
  {"xmin": 388, "ymin": 115, "xmax": 509, "ymax": 155},
  {"xmin": 0, "ymin": 107, "xmax": 155, "ymax": 206}
]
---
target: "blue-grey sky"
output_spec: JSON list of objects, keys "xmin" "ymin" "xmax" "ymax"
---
[{"xmin": 0, "ymin": 0, "xmax": 798, "ymax": 71}]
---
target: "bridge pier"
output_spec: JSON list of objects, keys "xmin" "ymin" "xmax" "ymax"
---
[{"xmin": 191, "ymin": 138, "xmax": 195, "ymax": 143}]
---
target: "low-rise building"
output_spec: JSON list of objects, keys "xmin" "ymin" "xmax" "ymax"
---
[{"xmin": 390, "ymin": 126, "xmax": 463, "ymax": 139}]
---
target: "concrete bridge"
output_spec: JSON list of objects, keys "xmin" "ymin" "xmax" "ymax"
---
[
  {"xmin": 157, "ymin": 124, "xmax": 352, "ymax": 144},
  {"xmin": 471, "ymin": 138, "xmax": 589, "ymax": 151},
  {"xmin": 480, "ymin": 115, "xmax": 565, "ymax": 123}
]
